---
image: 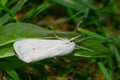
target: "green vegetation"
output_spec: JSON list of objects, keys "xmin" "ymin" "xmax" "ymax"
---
[{"xmin": 0, "ymin": 0, "xmax": 119, "ymax": 80}]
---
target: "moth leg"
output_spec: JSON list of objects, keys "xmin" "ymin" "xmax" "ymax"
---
[{"xmin": 75, "ymin": 45, "xmax": 93, "ymax": 53}]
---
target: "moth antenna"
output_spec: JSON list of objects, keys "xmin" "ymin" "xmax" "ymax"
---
[
  {"xmin": 70, "ymin": 35, "xmax": 81, "ymax": 41},
  {"xmin": 53, "ymin": 33, "xmax": 62, "ymax": 39},
  {"xmin": 76, "ymin": 37, "xmax": 91, "ymax": 42},
  {"xmin": 75, "ymin": 45, "xmax": 93, "ymax": 53}
]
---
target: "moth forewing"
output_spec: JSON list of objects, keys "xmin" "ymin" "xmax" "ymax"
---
[{"xmin": 13, "ymin": 39, "xmax": 75, "ymax": 63}]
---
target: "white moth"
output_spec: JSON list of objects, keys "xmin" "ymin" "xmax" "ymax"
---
[{"xmin": 13, "ymin": 39, "xmax": 75, "ymax": 63}]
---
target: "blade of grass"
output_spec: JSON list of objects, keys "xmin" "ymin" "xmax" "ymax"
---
[
  {"xmin": 62, "ymin": 9, "xmax": 86, "ymax": 23},
  {"xmin": 0, "ymin": 0, "xmax": 8, "ymax": 12},
  {"xmin": 0, "ymin": 0, "xmax": 26, "ymax": 25},
  {"xmin": 103, "ymin": 0, "xmax": 111, "ymax": 7},
  {"xmin": 97, "ymin": 61, "xmax": 112, "ymax": 80},
  {"xmin": 0, "ymin": 0, "xmax": 8, "ymax": 5},
  {"xmin": 7, "ymin": 0, "xmax": 16, "ymax": 6},
  {"xmin": 52, "ymin": 0, "xmax": 84, "ymax": 11},
  {"xmin": 109, "ymin": 44, "xmax": 120, "ymax": 67},
  {"xmin": 67, "ymin": 8, "xmax": 89, "ymax": 24},
  {"xmin": 0, "ymin": 4, "xmax": 19, "ymax": 22},
  {"xmin": 67, "ymin": 8, "xmax": 78, "ymax": 24},
  {"xmin": 101, "ymin": 27, "xmax": 120, "ymax": 67},
  {"xmin": 106, "ymin": 57, "xmax": 113, "ymax": 78},
  {"xmin": 21, "ymin": 2, "xmax": 51, "ymax": 22},
  {"xmin": 6, "ymin": 69, "xmax": 20, "ymax": 80},
  {"xmin": 76, "ymin": 0, "xmax": 98, "ymax": 10}
]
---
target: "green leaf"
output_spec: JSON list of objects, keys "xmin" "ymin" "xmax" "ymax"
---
[
  {"xmin": 0, "ymin": 56, "xmax": 26, "ymax": 70},
  {"xmin": 0, "ymin": 22, "xmax": 112, "ymax": 69}
]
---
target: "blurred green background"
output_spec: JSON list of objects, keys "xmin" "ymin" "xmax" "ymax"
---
[{"xmin": 0, "ymin": 0, "xmax": 120, "ymax": 80}]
